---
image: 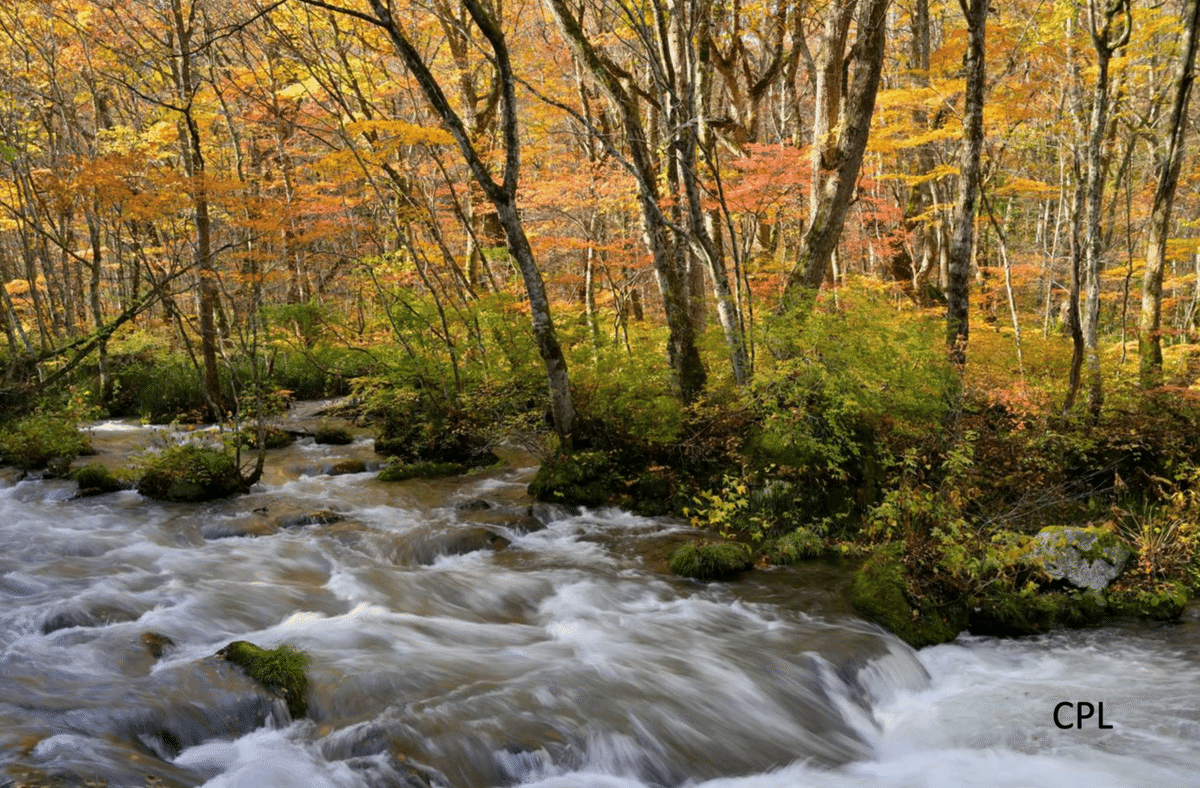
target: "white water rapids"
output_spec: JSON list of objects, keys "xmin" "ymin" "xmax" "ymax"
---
[{"xmin": 1, "ymin": 415, "xmax": 1198, "ymax": 788}]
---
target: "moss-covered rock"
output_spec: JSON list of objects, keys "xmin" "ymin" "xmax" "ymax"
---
[
  {"xmin": 669, "ymin": 542, "xmax": 753, "ymax": 581},
  {"xmin": 327, "ymin": 459, "xmax": 367, "ymax": 476},
  {"xmin": 1106, "ymin": 580, "xmax": 1191, "ymax": 621},
  {"xmin": 968, "ymin": 589, "xmax": 1107, "ymax": 638},
  {"xmin": 849, "ymin": 545, "xmax": 967, "ymax": 648},
  {"xmin": 314, "ymin": 425, "xmax": 354, "ymax": 445},
  {"xmin": 527, "ymin": 450, "xmax": 617, "ymax": 507},
  {"xmin": 217, "ymin": 641, "xmax": 310, "ymax": 719},
  {"xmin": 378, "ymin": 460, "xmax": 467, "ymax": 482},
  {"xmin": 761, "ymin": 528, "xmax": 824, "ymax": 565},
  {"xmin": 1024, "ymin": 526, "xmax": 1131, "ymax": 590},
  {"xmin": 138, "ymin": 445, "xmax": 247, "ymax": 502},
  {"xmin": 73, "ymin": 463, "xmax": 132, "ymax": 496}
]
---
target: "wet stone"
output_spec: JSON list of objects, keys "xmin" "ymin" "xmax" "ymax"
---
[
  {"xmin": 275, "ymin": 509, "xmax": 345, "ymax": 529},
  {"xmin": 457, "ymin": 499, "xmax": 492, "ymax": 511},
  {"xmin": 142, "ymin": 631, "xmax": 176, "ymax": 659},
  {"xmin": 200, "ymin": 518, "xmax": 278, "ymax": 540},
  {"xmin": 327, "ymin": 460, "xmax": 368, "ymax": 476}
]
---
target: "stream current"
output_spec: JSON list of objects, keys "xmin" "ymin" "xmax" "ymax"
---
[{"xmin": 1, "ymin": 410, "xmax": 1199, "ymax": 787}]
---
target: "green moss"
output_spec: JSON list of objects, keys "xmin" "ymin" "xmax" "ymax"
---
[
  {"xmin": 1106, "ymin": 581, "xmax": 1190, "ymax": 621},
  {"xmin": 72, "ymin": 463, "xmax": 131, "ymax": 495},
  {"xmin": 968, "ymin": 589, "xmax": 1107, "ymax": 637},
  {"xmin": 377, "ymin": 460, "xmax": 466, "ymax": 482},
  {"xmin": 219, "ymin": 641, "xmax": 310, "ymax": 719},
  {"xmin": 527, "ymin": 450, "xmax": 617, "ymax": 507},
  {"xmin": 0, "ymin": 414, "xmax": 90, "ymax": 471},
  {"xmin": 762, "ymin": 528, "xmax": 824, "ymax": 565},
  {"xmin": 669, "ymin": 542, "xmax": 752, "ymax": 581},
  {"xmin": 314, "ymin": 425, "xmax": 353, "ymax": 445},
  {"xmin": 1035, "ymin": 525, "xmax": 1125, "ymax": 565},
  {"xmin": 138, "ymin": 444, "xmax": 246, "ymax": 502},
  {"xmin": 849, "ymin": 545, "xmax": 966, "ymax": 648}
]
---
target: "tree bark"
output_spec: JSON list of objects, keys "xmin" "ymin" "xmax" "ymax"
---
[
  {"xmin": 545, "ymin": 0, "xmax": 707, "ymax": 401},
  {"xmin": 777, "ymin": 0, "xmax": 891, "ymax": 313},
  {"xmin": 946, "ymin": 0, "xmax": 987, "ymax": 367},
  {"xmin": 171, "ymin": 0, "xmax": 224, "ymax": 420},
  {"xmin": 1140, "ymin": 0, "xmax": 1200, "ymax": 387},
  {"xmin": 1080, "ymin": 0, "xmax": 1131, "ymax": 415}
]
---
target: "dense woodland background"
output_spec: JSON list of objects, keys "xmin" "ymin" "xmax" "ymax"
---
[
  {"xmin": 2, "ymin": 0, "xmax": 1200, "ymax": 640},
  {"xmin": 0, "ymin": 0, "xmax": 1196, "ymax": 412}
]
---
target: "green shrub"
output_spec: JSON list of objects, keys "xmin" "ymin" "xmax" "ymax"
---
[
  {"xmin": 235, "ymin": 426, "xmax": 295, "ymax": 450},
  {"xmin": 73, "ymin": 463, "xmax": 130, "ymax": 495},
  {"xmin": 527, "ymin": 450, "xmax": 616, "ymax": 507},
  {"xmin": 137, "ymin": 444, "xmax": 246, "ymax": 502},
  {"xmin": 669, "ymin": 542, "xmax": 752, "ymax": 581},
  {"xmin": 111, "ymin": 355, "xmax": 209, "ymax": 423},
  {"xmin": 218, "ymin": 641, "xmax": 310, "ymax": 719},
  {"xmin": 763, "ymin": 528, "xmax": 824, "ymax": 565},
  {"xmin": 0, "ymin": 413, "xmax": 91, "ymax": 471}
]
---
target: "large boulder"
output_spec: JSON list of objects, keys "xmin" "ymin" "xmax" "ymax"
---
[{"xmin": 1025, "ymin": 526, "xmax": 1131, "ymax": 591}]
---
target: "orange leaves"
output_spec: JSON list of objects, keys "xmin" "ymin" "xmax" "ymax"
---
[{"xmin": 722, "ymin": 144, "xmax": 809, "ymax": 220}]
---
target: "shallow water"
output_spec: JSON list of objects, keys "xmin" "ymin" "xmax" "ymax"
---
[{"xmin": 1, "ymin": 414, "xmax": 1198, "ymax": 787}]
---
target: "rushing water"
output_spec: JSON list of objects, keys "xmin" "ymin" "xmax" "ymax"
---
[{"xmin": 1, "ymin": 412, "xmax": 1199, "ymax": 788}]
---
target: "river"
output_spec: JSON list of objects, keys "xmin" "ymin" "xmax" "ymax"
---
[{"xmin": 1, "ymin": 410, "xmax": 1198, "ymax": 787}]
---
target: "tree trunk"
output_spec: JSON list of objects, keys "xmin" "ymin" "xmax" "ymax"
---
[
  {"xmin": 1140, "ymin": 0, "xmax": 1200, "ymax": 387},
  {"xmin": 1079, "ymin": 0, "xmax": 1131, "ymax": 416},
  {"xmin": 545, "ymin": 0, "xmax": 707, "ymax": 401},
  {"xmin": 171, "ymin": 0, "xmax": 224, "ymax": 420},
  {"xmin": 331, "ymin": 0, "xmax": 578, "ymax": 440},
  {"xmin": 946, "ymin": 0, "xmax": 987, "ymax": 367},
  {"xmin": 778, "ymin": 0, "xmax": 891, "ymax": 312}
]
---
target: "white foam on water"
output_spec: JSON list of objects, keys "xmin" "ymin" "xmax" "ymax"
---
[{"xmin": 175, "ymin": 728, "xmax": 365, "ymax": 788}]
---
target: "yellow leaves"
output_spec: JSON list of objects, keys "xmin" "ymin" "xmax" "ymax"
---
[
  {"xmin": 878, "ymin": 164, "xmax": 958, "ymax": 187},
  {"xmin": 143, "ymin": 121, "xmax": 179, "ymax": 148},
  {"xmin": 995, "ymin": 178, "xmax": 1057, "ymax": 197},
  {"xmin": 276, "ymin": 77, "xmax": 322, "ymax": 102},
  {"xmin": 870, "ymin": 126, "xmax": 959, "ymax": 154},
  {"xmin": 343, "ymin": 119, "xmax": 454, "ymax": 147}
]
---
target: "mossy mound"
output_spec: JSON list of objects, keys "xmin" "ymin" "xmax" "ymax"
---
[
  {"xmin": 373, "ymin": 406, "xmax": 499, "ymax": 470},
  {"xmin": 217, "ymin": 641, "xmax": 310, "ymax": 719},
  {"xmin": 73, "ymin": 463, "xmax": 132, "ymax": 496},
  {"xmin": 314, "ymin": 425, "xmax": 354, "ymax": 445},
  {"xmin": 0, "ymin": 414, "xmax": 91, "ymax": 471},
  {"xmin": 849, "ymin": 545, "xmax": 967, "ymax": 648},
  {"xmin": 138, "ymin": 445, "xmax": 247, "ymax": 502},
  {"xmin": 968, "ymin": 589, "xmax": 1107, "ymax": 638},
  {"xmin": 527, "ymin": 450, "xmax": 618, "ymax": 507},
  {"xmin": 1106, "ymin": 580, "xmax": 1191, "ymax": 620},
  {"xmin": 378, "ymin": 460, "xmax": 467, "ymax": 482},
  {"xmin": 762, "ymin": 528, "xmax": 824, "ymax": 565},
  {"xmin": 669, "ymin": 542, "xmax": 753, "ymax": 582}
]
